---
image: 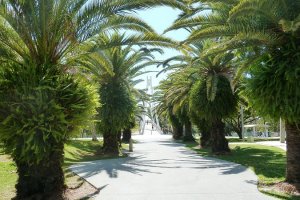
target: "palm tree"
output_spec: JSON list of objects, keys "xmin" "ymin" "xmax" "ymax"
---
[
  {"xmin": 0, "ymin": 0, "xmax": 185, "ymax": 198},
  {"xmin": 122, "ymin": 76, "xmax": 152, "ymax": 143},
  {"xmin": 161, "ymin": 68, "xmax": 196, "ymax": 141},
  {"xmin": 156, "ymin": 40, "xmax": 238, "ymax": 151},
  {"xmin": 154, "ymin": 42, "xmax": 205, "ymax": 141},
  {"xmin": 82, "ymin": 33, "xmax": 162, "ymax": 154},
  {"xmin": 154, "ymin": 86, "xmax": 184, "ymax": 140},
  {"xmin": 227, "ymin": 0, "xmax": 300, "ymax": 185},
  {"xmin": 189, "ymin": 41, "xmax": 238, "ymax": 154}
]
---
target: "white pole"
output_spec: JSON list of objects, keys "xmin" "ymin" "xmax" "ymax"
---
[
  {"xmin": 241, "ymin": 106, "xmax": 245, "ymax": 139},
  {"xmin": 129, "ymin": 139, "xmax": 133, "ymax": 152},
  {"xmin": 265, "ymin": 124, "xmax": 268, "ymax": 137},
  {"xmin": 280, "ymin": 118, "xmax": 286, "ymax": 143}
]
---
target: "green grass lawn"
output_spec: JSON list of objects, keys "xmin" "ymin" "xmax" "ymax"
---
[
  {"xmin": 185, "ymin": 142, "xmax": 300, "ymax": 200},
  {"xmin": 0, "ymin": 140, "xmax": 128, "ymax": 199},
  {"xmin": 64, "ymin": 140, "xmax": 128, "ymax": 165},
  {"xmin": 0, "ymin": 161, "xmax": 17, "ymax": 199}
]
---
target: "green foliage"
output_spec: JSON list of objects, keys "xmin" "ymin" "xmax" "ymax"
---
[
  {"xmin": 98, "ymin": 81, "xmax": 136, "ymax": 134},
  {"xmin": 190, "ymin": 76, "xmax": 238, "ymax": 122},
  {"xmin": 84, "ymin": 34, "xmax": 161, "ymax": 137},
  {"xmin": 0, "ymin": 65, "xmax": 98, "ymax": 165},
  {"xmin": 244, "ymin": 52, "xmax": 300, "ymax": 122}
]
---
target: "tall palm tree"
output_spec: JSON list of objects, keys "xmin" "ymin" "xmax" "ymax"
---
[
  {"xmin": 227, "ymin": 0, "xmax": 300, "ymax": 185},
  {"xmin": 189, "ymin": 41, "xmax": 238, "ymax": 153},
  {"xmin": 82, "ymin": 33, "xmax": 162, "ymax": 154},
  {"xmin": 154, "ymin": 84, "xmax": 184, "ymax": 140},
  {"xmin": 122, "ymin": 75, "xmax": 152, "ymax": 143},
  {"xmin": 154, "ymin": 42, "xmax": 204, "ymax": 141},
  {"xmin": 159, "ymin": 40, "xmax": 236, "ymax": 151},
  {"xmin": 0, "ymin": 0, "xmax": 185, "ymax": 198},
  {"xmin": 160, "ymin": 68, "xmax": 197, "ymax": 141}
]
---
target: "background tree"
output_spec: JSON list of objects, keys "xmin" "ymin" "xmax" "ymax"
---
[
  {"xmin": 161, "ymin": 69, "xmax": 196, "ymax": 141},
  {"xmin": 154, "ymin": 88, "xmax": 184, "ymax": 140}
]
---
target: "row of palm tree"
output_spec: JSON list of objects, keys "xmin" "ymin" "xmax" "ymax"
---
[
  {"xmin": 0, "ymin": 0, "xmax": 184, "ymax": 199},
  {"xmin": 158, "ymin": 0, "xmax": 300, "ymax": 187},
  {"xmin": 0, "ymin": 0, "xmax": 299, "ymax": 199},
  {"xmin": 156, "ymin": 40, "xmax": 238, "ymax": 153}
]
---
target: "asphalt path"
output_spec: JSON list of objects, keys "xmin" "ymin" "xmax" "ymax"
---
[{"xmin": 70, "ymin": 134, "xmax": 274, "ymax": 200}]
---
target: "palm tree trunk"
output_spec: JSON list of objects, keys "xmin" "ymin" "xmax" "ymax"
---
[
  {"xmin": 197, "ymin": 119, "xmax": 211, "ymax": 148},
  {"xmin": 183, "ymin": 120, "xmax": 195, "ymax": 141},
  {"xmin": 103, "ymin": 131, "xmax": 119, "ymax": 155},
  {"xmin": 200, "ymin": 131, "xmax": 211, "ymax": 148},
  {"xmin": 285, "ymin": 122, "xmax": 300, "ymax": 186},
  {"xmin": 172, "ymin": 124, "xmax": 183, "ymax": 140},
  {"xmin": 122, "ymin": 128, "xmax": 131, "ymax": 143},
  {"xmin": 211, "ymin": 120, "xmax": 230, "ymax": 154},
  {"xmin": 15, "ymin": 143, "xmax": 65, "ymax": 199},
  {"xmin": 236, "ymin": 130, "xmax": 243, "ymax": 139}
]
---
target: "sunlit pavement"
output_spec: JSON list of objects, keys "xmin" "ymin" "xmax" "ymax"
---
[{"xmin": 70, "ymin": 133, "xmax": 274, "ymax": 200}]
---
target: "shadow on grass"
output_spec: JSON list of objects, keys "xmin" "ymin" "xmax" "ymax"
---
[
  {"xmin": 222, "ymin": 145, "xmax": 286, "ymax": 184},
  {"xmin": 64, "ymin": 140, "xmax": 127, "ymax": 166},
  {"xmin": 185, "ymin": 142, "xmax": 286, "ymax": 184}
]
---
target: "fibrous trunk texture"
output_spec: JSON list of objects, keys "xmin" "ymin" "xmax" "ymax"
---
[
  {"xmin": 103, "ymin": 131, "xmax": 119, "ymax": 155},
  {"xmin": 15, "ymin": 143, "xmax": 65, "ymax": 200},
  {"xmin": 183, "ymin": 120, "xmax": 195, "ymax": 142},
  {"xmin": 211, "ymin": 120, "xmax": 230, "ymax": 154},
  {"xmin": 172, "ymin": 124, "xmax": 183, "ymax": 140},
  {"xmin": 200, "ymin": 131, "xmax": 211, "ymax": 148},
  {"xmin": 285, "ymin": 122, "xmax": 300, "ymax": 187},
  {"xmin": 122, "ymin": 128, "xmax": 131, "ymax": 143}
]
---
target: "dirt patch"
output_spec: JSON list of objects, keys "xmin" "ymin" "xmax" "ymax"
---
[
  {"xmin": 64, "ymin": 181, "xmax": 99, "ymax": 200},
  {"xmin": 273, "ymin": 182, "xmax": 300, "ymax": 195},
  {"xmin": 261, "ymin": 182, "xmax": 300, "ymax": 196},
  {"xmin": 64, "ymin": 171, "xmax": 100, "ymax": 200},
  {"xmin": 0, "ymin": 154, "xmax": 12, "ymax": 162}
]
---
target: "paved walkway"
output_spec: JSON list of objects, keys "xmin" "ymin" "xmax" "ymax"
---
[{"xmin": 70, "ymin": 134, "xmax": 274, "ymax": 200}]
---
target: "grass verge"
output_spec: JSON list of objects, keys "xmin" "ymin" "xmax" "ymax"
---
[
  {"xmin": 64, "ymin": 140, "xmax": 128, "ymax": 165},
  {"xmin": 0, "ymin": 140, "xmax": 128, "ymax": 199},
  {"xmin": 185, "ymin": 141, "xmax": 300, "ymax": 200}
]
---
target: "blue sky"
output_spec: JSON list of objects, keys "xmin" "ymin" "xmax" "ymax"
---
[{"xmin": 135, "ymin": 6, "xmax": 189, "ymax": 89}]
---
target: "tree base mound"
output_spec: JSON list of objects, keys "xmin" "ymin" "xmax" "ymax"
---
[
  {"xmin": 273, "ymin": 182, "xmax": 300, "ymax": 195},
  {"xmin": 64, "ymin": 181, "xmax": 99, "ymax": 200},
  {"xmin": 261, "ymin": 182, "xmax": 300, "ymax": 197}
]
